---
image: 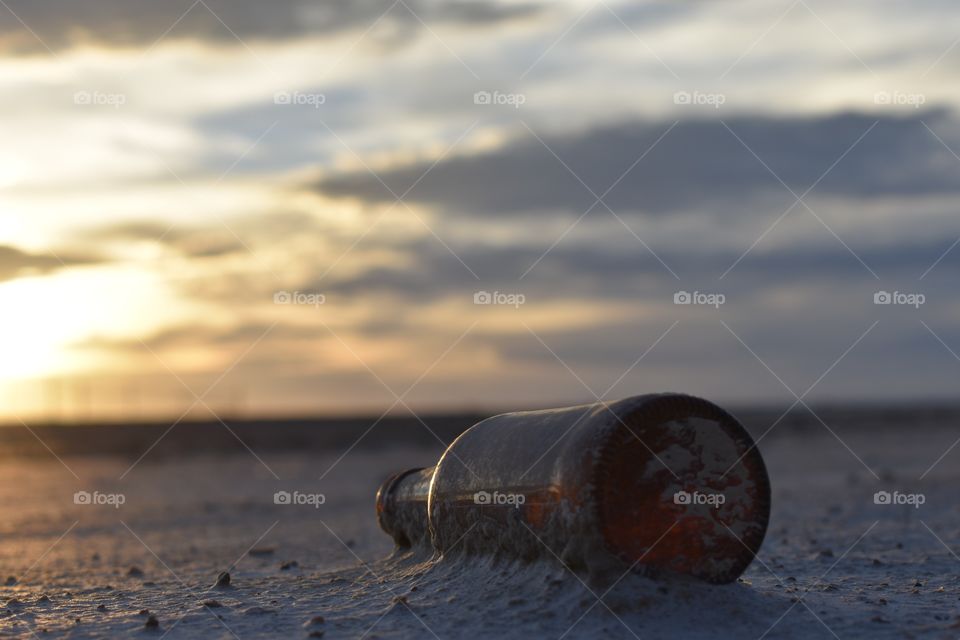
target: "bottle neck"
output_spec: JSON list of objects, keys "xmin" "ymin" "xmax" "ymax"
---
[{"xmin": 376, "ymin": 467, "xmax": 433, "ymax": 548}]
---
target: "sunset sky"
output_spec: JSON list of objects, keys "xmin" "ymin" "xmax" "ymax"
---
[{"xmin": 2, "ymin": 0, "xmax": 960, "ymax": 421}]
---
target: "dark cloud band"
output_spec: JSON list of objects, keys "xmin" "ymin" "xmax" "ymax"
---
[
  {"xmin": 315, "ymin": 110, "xmax": 960, "ymax": 217},
  {"xmin": 0, "ymin": 0, "xmax": 544, "ymax": 54}
]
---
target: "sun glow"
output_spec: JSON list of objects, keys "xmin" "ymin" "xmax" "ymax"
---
[
  {"xmin": 0, "ymin": 266, "xmax": 190, "ymax": 380},
  {"xmin": 0, "ymin": 155, "xmax": 23, "ymax": 190},
  {"xmin": 0, "ymin": 277, "xmax": 94, "ymax": 381}
]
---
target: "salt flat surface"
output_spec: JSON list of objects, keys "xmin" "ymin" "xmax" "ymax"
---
[{"xmin": 0, "ymin": 421, "xmax": 958, "ymax": 639}]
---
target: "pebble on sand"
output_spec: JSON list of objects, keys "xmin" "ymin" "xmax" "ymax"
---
[
  {"xmin": 303, "ymin": 616, "xmax": 325, "ymax": 627},
  {"xmin": 145, "ymin": 615, "xmax": 160, "ymax": 629},
  {"xmin": 215, "ymin": 572, "xmax": 231, "ymax": 588},
  {"xmin": 128, "ymin": 566, "xmax": 145, "ymax": 577},
  {"xmin": 249, "ymin": 547, "xmax": 276, "ymax": 557},
  {"xmin": 4, "ymin": 576, "xmax": 16, "ymax": 586},
  {"xmin": 202, "ymin": 600, "xmax": 223, "ymax": 608}
]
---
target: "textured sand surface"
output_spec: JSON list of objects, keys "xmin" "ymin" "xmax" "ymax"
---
[{"xmin": 0, "ymin": 418, "xmax": 958, "ymax": 638}]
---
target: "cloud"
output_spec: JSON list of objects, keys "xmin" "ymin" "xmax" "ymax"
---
[
  {"xmin": 0, "ymin": 0, "xmax": 544, "ymax": 54},
  {"xmin": 83, "ymin": 321, "xmax": 320, "ymax": 352},
  {"xmin": 311, "ymin": 233, "xmax": 960, "ymax": 305},
  {"xmin": 80, "ymin": 212, "xmax": 331, "ymax": 259},
  {"xmin": 314, "ymin": 110, "xmax": 960, "ymax": 217},
  {"xmin": 0, "ymin": 245, "xmax": 102, "ymax": 282},
  {"xmin": 63, "ymin": 200, "xmax": 960, "ymax": 408},
  {"xmin": 82, "ymin": 220, "xmax": 249, "ymax": 258}
]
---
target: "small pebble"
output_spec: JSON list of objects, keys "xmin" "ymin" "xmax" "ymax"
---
[
  {"xmin": 138, "ymin": 609, "xmax": 150, "ymax": 616},
  {"xmin": 145, "ymin": 615, "xmax": 160, "ymax": 629},
  {"xmin": 303, "ymin": 616, "xmax": 325, "ymax": 627},
  {"xmin": 96, "ymin": 604, "xmax": 107, "ymax": 612},
  {"xmin": 127, "ymin": 566, "xmax": 145, "ymax": 577},
  {"xmin": 249, "ymin": 547, "xmax": 275, "ymax": 557},
  {"xmin": 215, "ymin": 572, "xmax": 231, "ymax": 588},
  {"xmin": 202, "ymin": 600, "xmax": 223, "ymax": 608},
  {"xmin": 280, "ymin": 561, "xmax": 299, "ymax": 571},
  {"xmin": 4, "ymin": 576, "xmax": 16, "ymax": 586}
]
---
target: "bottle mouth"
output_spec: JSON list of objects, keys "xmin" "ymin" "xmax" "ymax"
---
[
  {"xmin": 376, "ymin": 467, "xmax": 427, "ymax": 546},
  {"xmin": 594, "ymin": 394, "xmax": 771, "ymax": 584}
]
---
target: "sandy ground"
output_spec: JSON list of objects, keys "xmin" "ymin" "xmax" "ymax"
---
[{"xmin": 1, "ymin": 417, "xmax": 959, "ymax": 639}]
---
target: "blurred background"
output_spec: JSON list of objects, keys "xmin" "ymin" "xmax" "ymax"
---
[{"xmin": 1, "ymin": 0, "xmax": 959, "ymax": 424}]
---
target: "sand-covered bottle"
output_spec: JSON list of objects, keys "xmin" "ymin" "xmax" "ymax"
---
[{"xmin": 376, "ymin": 393, "xmax": 770, "ymax": 583}]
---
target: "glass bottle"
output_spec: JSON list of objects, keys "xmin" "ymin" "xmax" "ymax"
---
[{"xmin": 376, "ymin": 393, "xmax": 770, "ymax": 584}]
